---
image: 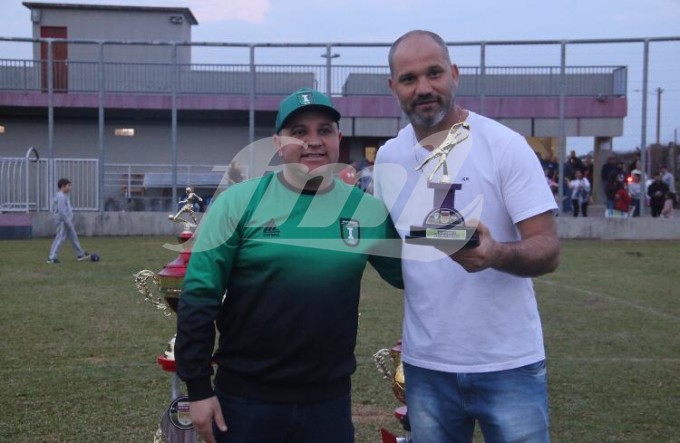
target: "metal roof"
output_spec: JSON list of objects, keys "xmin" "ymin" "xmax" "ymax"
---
[{"xmin": 22, "ymin": 2, "xmax": 198, "ymax": 25}]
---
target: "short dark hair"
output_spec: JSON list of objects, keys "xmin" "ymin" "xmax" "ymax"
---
[
  {"xmin": 388, "ymin": 30, "xmax": 451, "ymax": 75},
  {"xmin": 57, "ymin": 178, "xmax": 71, "ymax": 189}
]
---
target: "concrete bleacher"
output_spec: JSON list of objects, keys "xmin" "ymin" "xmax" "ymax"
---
[
  {"xmin": 342, "ymin": 73, "xmax": 391, "ymax": 96},
  {"xmin": 341, "ymin": 70, "xmax": 624, "ymax": 97},
  {"xmin": 342, "ymin": 72, "xmax": 479, "ymax": 96},
  {"xmin": 178, "ymin": 71, "xmax": 316, "ymax": 95}
]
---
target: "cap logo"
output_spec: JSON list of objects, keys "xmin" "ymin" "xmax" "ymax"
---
[{"xmin": 298, "ymin": 93, "xmax": 313, "ymax": 105}]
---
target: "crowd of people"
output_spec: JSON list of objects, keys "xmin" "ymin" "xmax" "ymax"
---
[
  {"xmin": 540, "ymin": 150, "xmax": 595, "ymax": 217},
  {"xmin": 540, "ymin": 151, "xmax": 676, "ymax": 218},
  {"xmin": 601, "ymin": 155, "xmax": 675, "ymax": 218}
]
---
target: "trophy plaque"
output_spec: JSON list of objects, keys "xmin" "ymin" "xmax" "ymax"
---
[{"xmin": 405, "ymin": 122, "xmax": 479, "ymax": 250}]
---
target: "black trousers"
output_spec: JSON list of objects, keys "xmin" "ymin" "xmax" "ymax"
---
[{"xmin": 572, "ymin": 200, "xmax": 588, "ymax": 217}]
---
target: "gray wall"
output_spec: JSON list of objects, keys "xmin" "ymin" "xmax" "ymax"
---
[
  {"xmin": 0, "ymin": 118, "xmax": 278, "ymax": 165},
  {"xmin": 29, "ymin": 211, "xmax": 680, "ymax": 240},
  {"xmin": 31, "ymin": 8, "xmax": 193, "ymax": 64}
]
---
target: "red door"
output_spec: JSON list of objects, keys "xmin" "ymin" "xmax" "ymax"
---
[{"xmin": 40, "ymin": 26, "xmax": 68, "ymax": 92}]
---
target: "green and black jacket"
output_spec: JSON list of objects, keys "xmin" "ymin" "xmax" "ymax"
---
[{"xmin": 176, "ymin": 172, "xmax": 403, "ymax": 403}]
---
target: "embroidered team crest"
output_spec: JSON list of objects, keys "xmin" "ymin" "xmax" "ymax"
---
[
  {"xmin": 340, "ymin": 218, "xmax": 360, "ymax": 247},
  {"xmin": 298, "ymin": 92, "xmax": 313, "ymax": 105}
]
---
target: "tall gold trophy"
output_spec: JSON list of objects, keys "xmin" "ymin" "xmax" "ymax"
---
[
  {"xmin": 134, "ymin": 220, "xmax": 194, "ymax": 363},
  {"xmin": 405, "ymin": 122, "xmax": 479, "ymax": 249},
  {"xmin": 134, "ymin": 213, "xmax": 199, "ymax": 443}
]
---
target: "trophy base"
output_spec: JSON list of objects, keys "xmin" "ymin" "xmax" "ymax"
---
[
  {"xmin": 406, "ymin": 226, "xmax": 479, "ymax": 249},
  {"xmin": 156, "ymin": 395, "xmax": 199, "ymax": 443}
]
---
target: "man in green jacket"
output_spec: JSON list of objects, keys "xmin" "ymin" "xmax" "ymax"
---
[{"xmin": 175, "ymin": 88, "xmax": 403, "ymax": 443}]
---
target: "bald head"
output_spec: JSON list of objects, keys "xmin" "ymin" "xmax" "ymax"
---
[{"xmin": 388, "ymin": 30, "xmax": 451, "ymax": 75}]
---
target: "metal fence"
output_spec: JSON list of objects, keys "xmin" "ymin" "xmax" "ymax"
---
[
  {"xmin": 0, "ymin": 57, "xmax": 626, "ymax": 98},
  {"xmin": 0, "ymin": 147, "xmax": 41, "ymax": 212},
  {"xmin": 1, "ymin": 36, "xmax": 679, "ymax": 214},
  {"xmin": 0, "ymin": 151, "xmax": 98, "ymax": 212},
  {"xmin": 54, "ymin": 158, "xmax": 99, "ymax": 211}
]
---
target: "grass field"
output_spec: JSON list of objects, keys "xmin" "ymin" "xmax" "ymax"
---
[{"xmin": 1, "ymin": 237, "xmax": 678, "ymax": 442}]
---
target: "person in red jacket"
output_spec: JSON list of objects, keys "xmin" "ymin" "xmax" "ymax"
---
[{"xmin": 614, "ymin": 180, "xmax": 632, "ymax": 214}]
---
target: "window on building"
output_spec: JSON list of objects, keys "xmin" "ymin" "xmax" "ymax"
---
[{"xmin": 115, "ymin": 128, "xmax": 135, "ymax": 137}]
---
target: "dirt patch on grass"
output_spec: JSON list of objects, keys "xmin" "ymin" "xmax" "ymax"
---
[{"xmin": 352, "ymin": 403, "xmax": 392, "ymax": 424}]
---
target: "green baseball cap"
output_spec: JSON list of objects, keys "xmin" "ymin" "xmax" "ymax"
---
[{"xmin": 275, "ymin": 88, "xmax": 341, "ymax": 133}]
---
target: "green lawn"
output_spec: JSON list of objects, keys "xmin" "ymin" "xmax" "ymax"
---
[{"xmin": 0, "ymin": 237, "xmax": 678, "ymax": 442}]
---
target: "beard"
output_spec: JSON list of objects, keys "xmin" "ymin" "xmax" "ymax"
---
[{"xmin": 403, "ymin": 91, "xmax": 455, "ymax": 128}]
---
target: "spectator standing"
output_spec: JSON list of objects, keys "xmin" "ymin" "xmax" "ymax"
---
[
  {"xmin": 567, "ymin": 169, "xmax": 591, "ymax": 217},
  {"xmin": 661, "ymin": 191, "xmax": 674, "ymax": 218},
  {"xmin": 545, "ymin": 154, "xmax": 558, "ymax": 182},
  {"xmin": 660, "ymin": 166, "xmax": 676, "ymax": 206},
  {"xmin": 562, "ymin": 159, "xmax": 574, "ymax": 214},
  {"xmin": 567, "ymin": 150, "xmax": 583, "ymax": 174},
  {"xmin": 647, "ymin": 173, "xmax": 670, "ymax": 217},
  {"xmin": 614, "ymin": 179, "xmax": 632, "ymax": 214},
  {"xmin": 604, "ymin": 164, "xmax": 626, "ymax": 211},
  {"xmin": 628, "ymin": 170, "xmax": 643, "ymax": 217},
  {"xmin": 46, "ymin": 178, "xmax": 90, "ymax": 264},
  {"xmin": 601, "ymin": 156, "xmax": 618, "ymax": 186},
  {"xmin": 628, "ymin": 153, "xmax": 641, "ymax": 176},
  {"xmin": 582, "ymin": 155, "xmax": 594, "ymax": 183}
]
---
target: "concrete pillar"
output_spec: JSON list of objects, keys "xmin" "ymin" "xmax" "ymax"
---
[{"xmin": 593, "ymin": 136, "xmax": 613, "ymax": 205}]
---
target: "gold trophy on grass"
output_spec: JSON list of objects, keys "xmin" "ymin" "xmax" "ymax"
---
[
  {"xmin": 373, "ymin": 340, "xmax": 406, "ymax": 405},
  {"xmin": 405, "ymin": 122, "xmax": 479, "ymax": 249},
  {"xmin": 134, "ymin": 213, "xmax": 199, "ymax": 443},
  {"xmin": 374, "ymin": 340, "xmax": 410, "ymax": 443}
]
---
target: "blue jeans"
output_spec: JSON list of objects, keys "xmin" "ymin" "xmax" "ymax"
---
[
  {"xmin": 213, "ymin": 390, "xmax": 354, "ymax": 443},
  {"xmin": 606, "ymin": 199, "xmax": 615, "ymax": 210},
  {"xmin": 631, "ymin": 198, "xmax": 641, "ymax": 217},
  {"xmin": 404, "ymin": 360, "xmax": 550, "ymax": 443}
]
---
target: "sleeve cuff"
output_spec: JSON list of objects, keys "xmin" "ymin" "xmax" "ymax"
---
[{"xmin": 185, "ymin": 377, "xmax": 215, "ymax": 402}]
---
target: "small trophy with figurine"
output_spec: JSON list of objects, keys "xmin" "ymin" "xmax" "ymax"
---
[{"xmin": 405, "ymin": 122, "xmax": 479, "ymax": 249}]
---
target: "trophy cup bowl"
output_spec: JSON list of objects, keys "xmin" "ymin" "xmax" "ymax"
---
[{"xmin": 405, "ymin": 122, "xmax": 479, "ymax": 250}]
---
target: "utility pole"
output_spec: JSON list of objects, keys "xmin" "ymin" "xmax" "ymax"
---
[{"xmin": 655, "ymin": 87, "xmax": 664, "ymax": 145}]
